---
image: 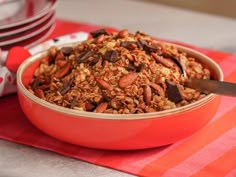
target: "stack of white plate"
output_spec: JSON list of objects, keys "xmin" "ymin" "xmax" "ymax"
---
[{"xmin": 0, "ymin": 0, "xmax": 57, "ymax": 51}]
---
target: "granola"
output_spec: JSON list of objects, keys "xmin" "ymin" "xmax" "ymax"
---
[{"xmin": 28, "ymin": 29, "xmax": 211, "ymax": 114}]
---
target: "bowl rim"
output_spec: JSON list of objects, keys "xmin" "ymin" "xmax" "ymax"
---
[{"xmin": 16, "ymin": 42, "xmax": 224, "ymax": 120}]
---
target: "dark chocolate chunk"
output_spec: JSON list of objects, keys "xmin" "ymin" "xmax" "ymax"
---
[
  {"xmin": 137, "ymin": 39, "xmax": 158, "ymax": 53},
  {"xmin": 101, "ymin": 90, "xmax": 111, "ymax": 102},
  {"xmin": 70, "ymin": 96, "xmax": 77, "ymax": 108},
  {"xmin": 60, "ymin": 79, "xmax": 73, "ymax": 95},
  {"xmin": 136, "ymin": 63, "xmax": 145, "ymax": 72},
  {"xmin": 31, "ymin": 78, "xmax": 41, "ymax": 90},
  {"xmin": 37, "ymin": 85, "xmax": 50, "ymax": 91},
  {"xmin": 125, "ymin": 62, "xmax": 145, "ymax": 72},
  {"xmin": 166, "ymin": 81, "xmax": 183, "ymax": 103},
  {"xmin": 103, "ymin": 50, "xmax": 119, "ymax": 63},
  {"xmin": 90, "ymin": 29, "xmax": 109, "ymax": 38},
  {"xmin": 89, "ymin": 55, "xmax": 101, "ymax": 66},
  {"xmin": 61, "ymin": 47, "xmax": 73, "ymax": 56},
  {"xmin": 77, "ymin": 50, "xmax": 94, "ymax": 63},
  {"xmin": 125, "ymin": 62, "xmax": 136, "ymax": 71},
  {"xmin": 143, "ymin": 44, "xmax": 158, "ymax": 53},
  {"xmin": 60, "ymin": 85, "xmax": 70, "ymax": 95},
  {"xmin": 120, "ymin": 41, "xmax": 137, "ymax": 50},
  {"xmin": 137, "ymin": 39, "xmax": 148, "ymax": 49}
]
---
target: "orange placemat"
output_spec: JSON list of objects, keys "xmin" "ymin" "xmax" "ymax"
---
[{"xmin": 1, "ymin": 19, "xmax": 236, "ymax": 177}]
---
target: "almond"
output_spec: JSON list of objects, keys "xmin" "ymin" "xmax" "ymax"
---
[
  {"xmin": 54, "ymin": 62, "xmax": 71, "ymax": 78},
  {"xmin": 149, "ymin": 82, "xmax": 165, "ymax": 97},
  {"xmin": 118, "ymin": 29, "xmax": 128, "ymax": 38},
  {"xmin": 151, "ymin": 53, "xmax": 175, "ymax": 68},
  {"xmin": 143, "ymin": 85, "xmax": 152, "ymax": 105},
  {"xmin": 95, "ymin": 77, "xmax": 112, "ymax": 90},
  {"xmin": 118, "ymin": 72, "xmax": 138, "ymax": 88},
  {"xmin": 94, "ymin": 102, "xmax": 108, "ymax": 113}
]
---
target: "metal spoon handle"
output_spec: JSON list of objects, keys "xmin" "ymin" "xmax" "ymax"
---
[{"xmin": 184, "ymin": 78, "xmax": 236, "ymax": 97}]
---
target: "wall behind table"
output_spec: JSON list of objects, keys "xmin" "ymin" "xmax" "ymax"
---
[{"xmin": 143, "ymin": 0, "xmax": 236, "ymax": 19}]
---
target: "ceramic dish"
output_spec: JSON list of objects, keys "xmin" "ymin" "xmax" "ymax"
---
[
  {"xmin": 1, "ymin": 24, "xmax": 55, "ymax": 51},
  {"xmin": 0, "ymin": 0, "xmax": 57, "ymax": 29},
  {"xmin": 0, "ymin": 14, "xmax": 55, "ymax": 46},
  {"xmin": 0, "ymin": 11, "xmax": 54, "ymax": 38},
  {"xmin": 16, "ymin": 42, "xmax": 223, "ymax": 150}
]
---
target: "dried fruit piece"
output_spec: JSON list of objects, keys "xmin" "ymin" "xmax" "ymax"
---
[
  {"xmin": 90, "ymin": 29, "xmax": 109, "ymax": 38},
  {"xmin": 34, "ymin": 89, "xmax": 45, "ymax": 99},
  {"xmin": 55, "ymin": 51, "xmax": 64, "ymax": 61},
  {"xmin": 95, "ymin": 77, "xmax": 112, "ymax": 90},
  {"xmin": 149, "ymin": 82, "xmax": 165, "ymax": 97},
  {"xmin": 85, "ymin": 102, "xmax": 96, "ymax": 111},
  {"xmin": 144, "ymin": 85, "xmax": 152, "ymax": 105},
  {"xmin": 55, "ymin": 60, "xmax": 67, "ymax": 67},
  {"xmin": 94, "ymin": 102, "xmax": 108, "ymax": 113},
  {"xmin": 103, "ymin": 50, "xmax": 119, "ymax": 63},
  {"xmin": 119, "ymin": 72, "xmax": 138, "ymax": 88},
  {"xmin": 166, "ymin": 81, "xmax": 183, "ymax": 103},
  {"xmin": 54, "ymin": 62, "xmax": 71, "ymax": 78}
]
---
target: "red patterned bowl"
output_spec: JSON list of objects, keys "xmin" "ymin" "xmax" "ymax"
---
[{"xmin": 16, "ymin": 43, "xmax": 223, "ymax": 150}]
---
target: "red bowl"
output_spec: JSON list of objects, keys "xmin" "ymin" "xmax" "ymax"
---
[{"xmin": 16, "ymin": 43, "xmax": 223, "ymax": 150}]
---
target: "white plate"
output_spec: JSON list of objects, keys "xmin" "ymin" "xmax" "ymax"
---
[
  {"xmin": 0, "ymin": 0, "xmax": 57, "ymax": 29},
  {"xmin": 0, "ymin": 14, "xmax": 55, "ymax": 46},
  {"xmin": 0, "ymin": 29, "xmax": 88, "ymax": 64},
  {"xmin": 25, "ymin": 24, "xmax": 55, "ymax": 49},
  {"xmin": 0, "ymin": 24, "xmax": 55, "ymax": 63},
  {"xmin": 0, "ymin": 11, "xmax": 54, "ymax": 38}
]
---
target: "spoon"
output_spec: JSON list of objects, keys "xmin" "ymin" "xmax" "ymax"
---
[
  {"xmin": 184, "ymin": 78, "xmax": 236, "ymax": 97},
  {"xmin": 175, "ymin": 57, "xmax": 236, "ymax": 97}
]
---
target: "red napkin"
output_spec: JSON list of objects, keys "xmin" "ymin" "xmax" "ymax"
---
[{"xmin": 1, "ymin": 19, "xmax": 236, "ymax": 177}]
